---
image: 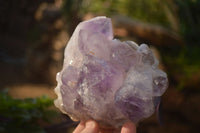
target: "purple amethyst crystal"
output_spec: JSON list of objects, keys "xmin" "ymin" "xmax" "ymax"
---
[{"xmin": 54, "ymin": 17, "xmax": 168, "ymax": 128}]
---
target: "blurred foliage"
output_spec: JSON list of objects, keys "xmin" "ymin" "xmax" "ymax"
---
[
  {"xmin": 175, "ymin": 0, "xmax": 200, "ymax": 44},
  {"xmin": 62, "ymin": 0, "xmax": 83, "ymax": 34},
  {"xmin": 62, "ymin": 0, "xmax": 199, "ymax": 38},
  {"xmin": 0, "ymin": 90, "xmax": 56, "ymax": 133},
  {"xmin": 161, "ymin": 0, "xmax": 200, "ymax": 90},
  {"xmin": 161, "ymin": 45, "xmax": 200, "ymax": 90},
  {"xmin": 77, "ymin": 0, "xmax": 171, "ymax": 28}
]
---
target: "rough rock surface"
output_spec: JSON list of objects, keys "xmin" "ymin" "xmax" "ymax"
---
[{"xmin": 54, "ymin": 17, "xmax": 168, "ymax": 128}]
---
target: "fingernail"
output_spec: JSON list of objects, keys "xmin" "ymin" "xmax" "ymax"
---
[{"xmin": 86, "ymin": 120, "xmax": 96, "ymax": 128}]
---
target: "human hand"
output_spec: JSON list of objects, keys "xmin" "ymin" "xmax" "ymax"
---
[{"xmin": 73, "ymin": 120, "xmax": 136, "ymax": 133}]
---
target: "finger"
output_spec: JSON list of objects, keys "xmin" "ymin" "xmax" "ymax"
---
[
  {"xmin": 121, "ymin": 122, "xmax": 136, "ymax": 133},
  {"xmin": 73, "ymin": 121, "xmax": 85, "ymax": 133},
  {"xmin": 80, "ymin": 120, "xmax": 99, "ymax": 133}
]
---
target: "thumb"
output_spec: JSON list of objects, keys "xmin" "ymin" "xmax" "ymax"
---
[
  {"xmin": 121, "ymin": 122, "xmax": 136, "ymax": 133},
  {"xmin": 80, "ymin": 120, "xmax": 99, "ymax": 133}
]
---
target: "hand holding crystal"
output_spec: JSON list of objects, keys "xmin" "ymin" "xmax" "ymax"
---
[{"xmin": 73, "ymin": 120, "xmax": 136, "ymax": 133}]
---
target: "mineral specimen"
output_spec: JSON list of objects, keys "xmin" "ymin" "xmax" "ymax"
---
[{"xmin": 54, "ymin": 16, "xmax": 168, "ymax": 128}]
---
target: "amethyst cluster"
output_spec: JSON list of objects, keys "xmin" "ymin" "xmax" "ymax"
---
[{"xmin": 54, "ymin": 17, "xmax": 168, "ymax": 128}]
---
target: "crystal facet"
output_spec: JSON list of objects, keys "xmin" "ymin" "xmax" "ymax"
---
[{"xmin": 54, "ymin": 16, "xmax": 168, "ymax": 128}]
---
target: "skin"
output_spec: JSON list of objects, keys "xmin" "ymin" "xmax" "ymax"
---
[{"xmin": 73, "ymin": 120, "xmax": 136, "ymax": 133}]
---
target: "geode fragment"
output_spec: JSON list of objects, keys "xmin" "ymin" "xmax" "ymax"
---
[{"xmin": 54, "ymin": 16, "xmax": 168, "ymax": 128}]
